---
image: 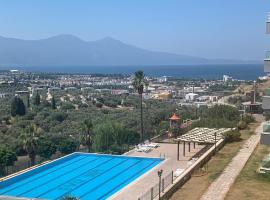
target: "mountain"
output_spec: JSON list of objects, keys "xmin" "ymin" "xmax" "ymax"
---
[{"xmin": 0, "ymin": 35, "xmax": 259, "ymax": 66}]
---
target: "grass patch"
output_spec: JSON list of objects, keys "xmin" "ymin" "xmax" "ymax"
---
[
  {"xmin": 207, "ymin": 124, "xmax": 257, "ymax": 181},
  {"xmin": 226, "ymin": 144, "xmax": 270, "ymax": 200}
]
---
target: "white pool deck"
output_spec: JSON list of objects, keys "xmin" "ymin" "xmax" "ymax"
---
[{"xmin": 109, "ymin": 142, "xmax": 204, "ymax": 200}]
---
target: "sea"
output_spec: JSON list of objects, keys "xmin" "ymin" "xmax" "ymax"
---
[{"xmin": 1, "ymin": 64, "xmax": 264, "ymax": 80}]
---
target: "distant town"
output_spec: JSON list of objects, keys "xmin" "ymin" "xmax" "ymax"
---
[{"xmin": 1, "ymin": 69, "xmax": 263, "ymax": 109}]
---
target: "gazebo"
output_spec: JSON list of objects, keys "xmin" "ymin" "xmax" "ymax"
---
[
  {"xmin": 169, "ymin": 113, "xmax": 180, "ymax": 126},
  {"xmin": 169, "ymin": 113, "xmax": 181, "ymax": 137}
]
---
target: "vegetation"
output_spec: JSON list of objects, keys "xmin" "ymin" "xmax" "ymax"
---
[
  {"xmin": 33, "ymin": 92, "xmax": 41, "ymax": 106},
  {"xmin": 80, "ymin": 119, "xmax": 94, "ymax": 153},
  {"xmin": 37, "ymin": 139, "xmax": 57, "ymax": 160},
  {"xmin": 0, "ymin": 75, "xmax": 248, "ymax": 177},
  {"xmin": 51, "ymin": 95, "xmax": 56, "ymax": 109},
  {"xmin": 19, "ymin": 124, "xmax": 41, "ymax": 166},
  {"xmin": 132, "ymin": 70, "xmax": 147, "ymax": 142},
  {"xmin": 226, "ymin": 145, "xmax": 270, "ymax": 200},
  {"xmin": 192, "ymin": 105, "xmax": 240, "ymax": 128},
  {"xmin": 58, "ymin": 138, "xmax": 78, "ymax": 155},
  {"xmin": 223, "ymin": 130, "xmax": 241, "ymax": 143},
  {"xmin": 11, "ymin": 96, "xmax": 26, "ymax": 117},
  {"xmin": 0, "ymin": 147, "xmax": 17, "ymax": 175},
  {"xmin": 209, "ymin": 83, "xmax": 238, "ymax": 92}
]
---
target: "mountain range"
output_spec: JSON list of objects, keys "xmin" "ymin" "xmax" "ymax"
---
[{"xmin": 0, "ymin": 34, "xmax": 259, "ymax": 67}]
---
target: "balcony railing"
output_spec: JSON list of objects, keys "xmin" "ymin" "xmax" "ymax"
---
[
  {"xmin": 265, "ymin": 52, "xmax": 270, "ymax": 72},
  {"xmin": 267, "ymin": 12, "xmax": 270, "ymax": 34},
  {"xmin": 266, "ymin": 51, "xmax": 270, "ymax": 60}
]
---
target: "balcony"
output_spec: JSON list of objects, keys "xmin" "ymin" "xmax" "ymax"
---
[
  {"xmin": 267, "ymin": 12, "xmax": 270, "ymax": 34},
  {"xmin": 264, "ymin": 51, "xmax": 270, "ymax": 72}
]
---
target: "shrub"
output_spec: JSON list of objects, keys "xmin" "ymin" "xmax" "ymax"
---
[
  {"xmin": 38, "ymin": 139, "xmax": 57, "ymax": 159},
  {"xmin": 223, "ymin": 130, "xmax": 241, "ymax": 143},
  {"xmin": 96, "ymin": 102, "xmax": 103, "ymax": 108},
  {"xmin": 238, "ymin": 120, "xmax": 247, "ymax": 130},
  {"xmin": 242, "ymin": 114, "xmax": 255, "ymax": 124},
  {"xmin": 51, "ymin": 112, "xmax": 68, "ymax": 123},
  {"xmin": 58, "ymin": 138, "xmax": 78, "ymax": 155}
]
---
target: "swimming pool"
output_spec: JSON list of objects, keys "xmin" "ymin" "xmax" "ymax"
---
[{"xmin": 0, "ymin": 153, "xmax": 162, "ymax": 200}]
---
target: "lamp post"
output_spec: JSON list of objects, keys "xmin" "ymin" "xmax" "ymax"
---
[
  {"xmin": 158, "ymin": 169, "xmax": 163, "ymax": 200},
  {"xmin": 214, "ymin": 132, "xmax": 217, "ymax": 153}
]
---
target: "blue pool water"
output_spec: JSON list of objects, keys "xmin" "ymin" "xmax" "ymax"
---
[{"xmin": 0, "ymin": 153, "xmax": 162, "ymax": 200}]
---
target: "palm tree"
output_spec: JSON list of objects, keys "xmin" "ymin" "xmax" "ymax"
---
[
  {"xmin": 132, "ymin": 71, "xmax": 147, "ymax": 142},
  {"xmin": 81, "ymin": 119, "xmax": 94, "ymax": 153},
  {"xmin": 20, "ymin": 124, "xmax": 41, "ymax": 166}
]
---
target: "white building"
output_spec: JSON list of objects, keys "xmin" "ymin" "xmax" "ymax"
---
[
  {"xmin": 223, "ymin": 75, "xmax": 232, "ymax": 82},
  {"xmin": 185, "ymin": 93, "xmax": 199, "ymax": 102}
]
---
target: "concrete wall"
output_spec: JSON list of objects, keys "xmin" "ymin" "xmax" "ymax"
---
[
  {"xmin": 261, "ymin": 133, "xmax": 270, "ymax": 145},
  {"xmin": 158, "ymin": 139, "xmax": 225, "ymax": 200},
  {"xmin": 264, "ymin": 61, "xmax": 270, "ymax": 73},
  {"xmin": 262, "ymin": 96, "xmax": 270, "ymax": 110},
  {"xmin": 267, "ymin": 22, "xmax": 270, "ymax": 34}
]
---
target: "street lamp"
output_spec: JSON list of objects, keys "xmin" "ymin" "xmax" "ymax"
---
[
  {"xmin": 158, "ymin": 169, "xmax": 163, "ymax": 200},
  {"xmin": 214, "ymin": 132, "xmax": 217, "ymax": 153}
]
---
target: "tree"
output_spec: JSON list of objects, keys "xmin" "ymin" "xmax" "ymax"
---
[
  {"xmin": 20, "ymin": 124, "xmax": 41, "ymax": 166},
  {"xmin": 33, "ymin": 92, "xmax": 41, "ymax": 106},
  {"xmin": 94, "ymin": 121, "xmax": 114, "ymax": 152},
  {"xmin": 132, "ymin": 70, "xmax": 147, "ymax": 142},
  {"xmin": 37, "ymin": 139, "xmax": 57, "ymax": 160},
  {"xmin": 11, "ymin": 96, "xmax": 26, "ymax": 117},
  {"xmin": 58, "ymin": 138, "xmax": 78, "ymax": 155},
  {"xmin": 0, "ymin": 147, "xmax": 17, "ymax": 175},
  {"xmin": 27, "ymin": 94, "xmax": 30, "ymax": 108},
  {"xmin": 51, "ymin": 95, "xmax": 56, "ymax": 109},
  {"xmin": 93, "ymin": 121, "xmax": 129, "ymax": 154},
  {"xmin": 81, "ymin": 119, "xmax": 94, "ymax": 153}
]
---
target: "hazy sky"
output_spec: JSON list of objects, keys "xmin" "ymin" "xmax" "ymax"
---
[{"xmin": 0, "ymin": 0, "xmax": 268, "ymax": 60}]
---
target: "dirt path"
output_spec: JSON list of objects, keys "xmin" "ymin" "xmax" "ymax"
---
[{"xmin": 200, "ymin": 122, "xmax": 263, "ymax": 200}]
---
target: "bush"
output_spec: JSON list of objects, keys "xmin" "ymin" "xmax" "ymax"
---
[
  {"xmin": 38, "ymin": 139, "xmax": 57, "ymax": 159},
  {"xmin": 96, "ymin": 102, "xmax": 103, "ymax": 108},
  {"xmin": 58, "ymin": 138, "xmax": 78, "ymax": 155},
  {"xmin": 238, "ymin": 120, "xmax": 247, "ymax": 130},
  {"xmin": 223, "ymin": 130, "xmax": 241, "ymax": 143},
  {"xmin": 51, "ymin": 112, "xmax": 68, "ymax": 123},
  {"xmin": 61, "ymin": 102, "xmax": 75, "ymax": 110},
  {"xmin": 104, "ymin": 100, "xmax": 118, "ymax": 108},
  {"xmin": 242, "ymin": 114, "xmax": 255, "ymax": 124}
]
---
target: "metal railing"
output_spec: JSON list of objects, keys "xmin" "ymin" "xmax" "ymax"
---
[{"xmin": 138, "ymin": 171, "xmax": 173, "ymax": 200}]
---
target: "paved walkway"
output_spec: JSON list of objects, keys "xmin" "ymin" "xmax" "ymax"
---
[{"xmin": 200, "ymin": 122, "xmax": 263, "ymax": 200}]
